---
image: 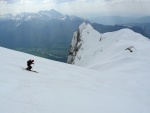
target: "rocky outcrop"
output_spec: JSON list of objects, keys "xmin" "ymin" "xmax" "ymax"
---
[{"xmin": 67, "ymin": 22, "xmax": 87, "ymax": 64}]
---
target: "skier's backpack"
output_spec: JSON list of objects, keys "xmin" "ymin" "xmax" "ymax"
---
[{"xmin": 27, "ymin": 60, "xmax": 30, "ymax": 64}]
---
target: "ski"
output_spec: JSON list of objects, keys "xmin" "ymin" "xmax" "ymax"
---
[{"xmin": 21, "ymin": 67, "xmax": 38, "ymax": 73}]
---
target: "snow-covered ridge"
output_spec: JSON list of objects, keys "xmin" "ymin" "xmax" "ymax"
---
[
  {"xmin": 67, "ymin": 22, "xmax": 150, "ymax": 73},
  {"xmin": 67, "ymin": 22, "xmax": 96, "ymax": 64}
]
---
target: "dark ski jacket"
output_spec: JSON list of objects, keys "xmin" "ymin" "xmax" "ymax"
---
[{"xmin": 27, "ymin": 60, "xmax": 34, "ymax": 66}]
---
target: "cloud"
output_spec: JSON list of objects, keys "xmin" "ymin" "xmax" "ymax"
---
[
  {"xmin": 0, "ymin": 0, "xmax": 75, "ymax": 4},
  {"xmin": 55, "ymin": 0, "xmax": 74, "ymax": 3},
  {"xmin": 1, "ymin": 0, "xmax": 150, "ymax": 4},
  {"xmin": 0, "ymin": 0, "xmax": 150, "ymax": 17},
  {"xmin": 0, "ymin": 0, "xmax": 19, "ymax": 4}
]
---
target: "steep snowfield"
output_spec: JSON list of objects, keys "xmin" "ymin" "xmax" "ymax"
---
[{"xmin": 1, "ymin": 23, "xmax": 150, "ymax": 113}]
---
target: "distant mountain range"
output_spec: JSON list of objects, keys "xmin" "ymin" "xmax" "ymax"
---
[
  {"xmin": 90, "ymin": 16, "xmax": 150, "ymax": 25},
  {"xmin": 0, "ymin": 9, "xmax": 149, "ymax": 62},
  {"xmin": 0, "ymin": 9, "xmax": 85, "ymax": 49},
  {"xmin": 91, "ymin": 23, "xmax": 149, "ymax": 38},
  {"xmin": 0, "ymin": 9, "xmax": 64, "ymax": 21},
  {"xmin": 90, "ymin": 16, "xmax": 150, "ymax": 38},
  {"xmin": 124, "ymin": 23, "xmax": 150, "ymax": 38},
  {"xmin": 0, "ymin": 10, "xmax": 86, "ymax": 62}
]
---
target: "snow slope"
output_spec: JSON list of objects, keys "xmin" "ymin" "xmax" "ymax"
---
[
  {"xmin": 0, "ymin": 23, "xmax": 150, "ymax": 113},
  {"xmin": 68, "ymin": 23, "xmax": 150, "ymax": 74}
]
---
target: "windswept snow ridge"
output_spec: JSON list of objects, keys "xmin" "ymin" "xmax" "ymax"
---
[{"xmin": 68, "ymin": 23, "xmax": 150, "ymax": 73}]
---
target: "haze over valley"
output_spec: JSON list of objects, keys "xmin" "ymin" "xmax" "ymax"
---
[{"xmin": 0, "ymin": 9, "xmax": 149, "ymax": 62}]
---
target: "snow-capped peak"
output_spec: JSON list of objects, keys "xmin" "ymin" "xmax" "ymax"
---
[
  {"xmin": 67, "ymin": 22, "xmax": 150, "ymax": 74},
  {"xmin": 0, "ymin": 9, "xmax": 63, "ymax": 21},
  {"xmin": 67, "ymin": 22, "xmax": 101, "ymax": 64}
]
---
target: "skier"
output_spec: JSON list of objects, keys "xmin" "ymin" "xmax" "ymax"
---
[{"xmin": 26, "ymin": 59, "xmax": 34, "ymax": 71}]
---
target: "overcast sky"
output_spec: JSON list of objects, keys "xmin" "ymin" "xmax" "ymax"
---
[{"xmin": 0, "ymin": 0, "xmax": 150, "ymax": 18}]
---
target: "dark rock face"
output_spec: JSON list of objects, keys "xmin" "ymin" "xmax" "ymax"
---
[{"xmin": 67, "ymin": 23, "xmax": 87, "ymax": 64}]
